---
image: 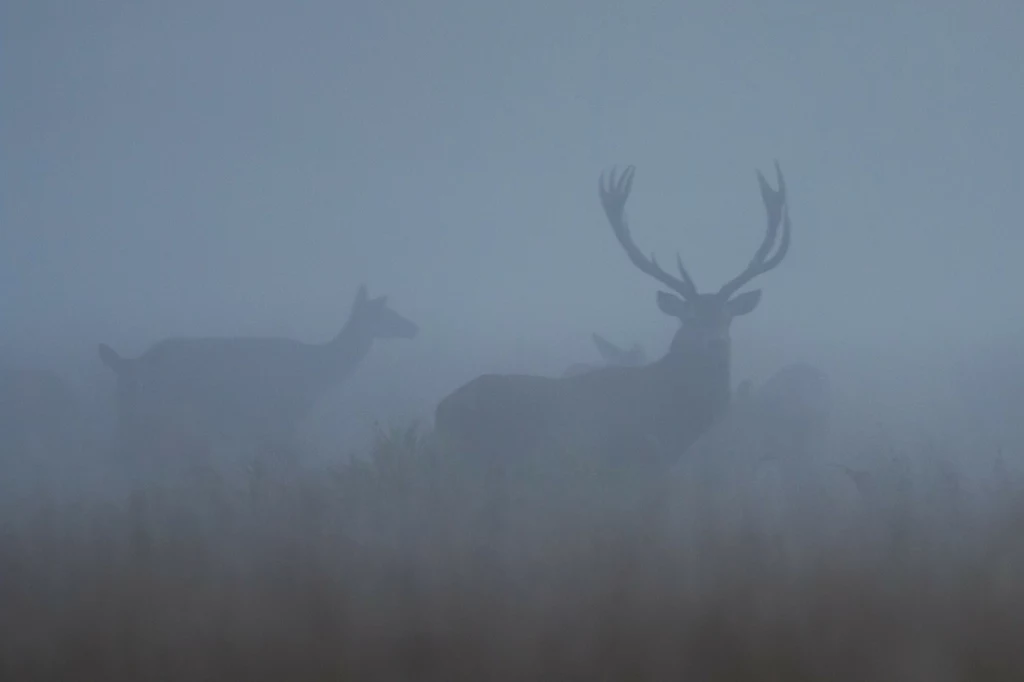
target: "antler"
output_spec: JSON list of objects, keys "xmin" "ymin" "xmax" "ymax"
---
[
  {"xmin": 599, "ymin": 165, "xmax": 699, "ymax": 300},
  {"xmin": 717, "ymin": 161, "xmax": 791, "ymax": 300}
]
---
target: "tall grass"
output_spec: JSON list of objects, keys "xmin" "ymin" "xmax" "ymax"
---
[{"xmin": 1, "ymin": 423, "xmax": 1023, "ymax": 681}]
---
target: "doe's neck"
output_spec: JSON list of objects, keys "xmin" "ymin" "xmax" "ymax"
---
[{"xmin": 320, "ymin": 318, "xmax": 376, "ymax": 378}]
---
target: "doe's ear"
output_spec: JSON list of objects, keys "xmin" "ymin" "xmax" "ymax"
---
[
  {"xmin": 728, "ymin": 289, "xmax": 762, "ymax": 316},
  {"xmin": 353, "ymin": 284, "xmax": 369, "ymax": 309},
  {"xmin": 98, "ymin": 344, "xmax": 126, "ymax": 374},
  {"xmin": 592, "ymin": 333, "xmax": 625, "ymax": 362},
  {"xmin": 736, "ymin": 378, "xmax": 754, "ymax": 401},
  {"xmin": 656, "ymin": 291, "xmax": 691, "ymax": 319}
]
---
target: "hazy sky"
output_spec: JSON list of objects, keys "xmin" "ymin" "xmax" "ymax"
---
[{"xmin": 3, "ymin": 0, "xmax": 1022, "ymax": 370}]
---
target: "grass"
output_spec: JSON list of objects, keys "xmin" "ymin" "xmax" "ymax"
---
[{"xmin": 1, "ymin": 421, "xmax": 1023, "ymax": 681}]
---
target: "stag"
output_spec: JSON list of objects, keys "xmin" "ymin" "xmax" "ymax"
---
[
  {"xmin": 434, "ymin": 162, "xmax": 792, "ymax": 472},
  {"xmin": 562, "ymin": 333, "xmax": 648, "ymax": 378},
  {"xmin": 98, "ymin": 284, "xmax": 418, "ymax": 450}
]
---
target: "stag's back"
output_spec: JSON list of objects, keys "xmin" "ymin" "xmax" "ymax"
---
[{"xmin": 434, "ymin": 356, "xmax": 729, "ymax": 468}]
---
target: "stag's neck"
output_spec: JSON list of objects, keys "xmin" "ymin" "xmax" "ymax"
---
[{"xmin": 317, "ymin": 320, "xmax": 374, "ymax": 383}]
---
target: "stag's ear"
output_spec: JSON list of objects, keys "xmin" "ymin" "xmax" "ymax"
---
[
  {"xmin": 728, "ymin": 289, "xmax": 762, "ymax": 316},
  {"xmin": 656, "ymin": 291, "xmax": 691, "ymax": 319}
]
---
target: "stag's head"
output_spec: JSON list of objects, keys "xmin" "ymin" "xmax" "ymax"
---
[
  {"xmin": 348, "ymin": 284, "xmax": 419, "ymax": 341},
  {"xmin": 599, "ymin": 162, "xmax": 791, "ymax": 364}
]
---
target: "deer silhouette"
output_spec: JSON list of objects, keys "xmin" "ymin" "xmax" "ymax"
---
[
  {"xmin": 433, "ymin": 162, "xmax": 793, "ymax": 471},
  {"xmin": 98, "ymin": 284, "xmax": 418, "ymax": 450},
  {"xmin": 562, "ymin": 333, "xmax": 648, "ymax": 377}
]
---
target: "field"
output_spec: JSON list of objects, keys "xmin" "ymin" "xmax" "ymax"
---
[{"xmin": 1, "ymin": 421, "xmax": 1023, "ymax": 682}]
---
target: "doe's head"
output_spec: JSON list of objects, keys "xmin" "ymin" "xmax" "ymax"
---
[{"xmin": 349, "ymin": 284, "xmax": 419, "ymax": 340}]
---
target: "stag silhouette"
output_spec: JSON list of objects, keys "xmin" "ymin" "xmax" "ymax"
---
[
  {"xmin": 98, "ymin": 284, "xmax": 418, "ymax": 450},
  {"xmin": 434, "ymin": 162, "xmax": 793, "ymax": 470},
  {"xmin": 562, "ymin": 333, "xmax": 648, "ymax": 378}
]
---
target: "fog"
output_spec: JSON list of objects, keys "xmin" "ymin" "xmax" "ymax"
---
[
  {"xmin": 6, "ymin": 1, "xmax": 1021, "ymax": 348},
  {"xmin": 3, "ymin": 1, "xmax": 1024, "ymax": 678}
]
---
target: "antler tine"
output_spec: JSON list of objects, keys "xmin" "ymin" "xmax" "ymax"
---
[
  {"xmin": 675, "ymin": 253, "xmax": 697, "ymax": 295},
  {"xmin": 717, "ymin": 161, "xmax": 791, "ymax": 299},
  {"xmin": 599, "ymin": 165, "xmax": 699, "ymax": 300}
]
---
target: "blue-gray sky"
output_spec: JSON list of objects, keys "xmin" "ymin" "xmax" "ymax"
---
[{"xmin": 4, "ymin": 0, "xmax": 1022, "ymax": 371}]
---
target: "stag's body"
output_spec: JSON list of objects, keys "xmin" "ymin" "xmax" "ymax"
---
[
  {"xmin": 435, "ymin": 162, "xmax": 793, "ymax": 470},
  {"xmin": 561, "ymin": 333, "xmax": 648, "ymax": 378},
  {"xmin": 99, "ymin": 285, "xmax": 417, "ymax": 449},
  {"xmin": 438, "ymin": 341, "xmax": 729, "ymax": 466}
]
